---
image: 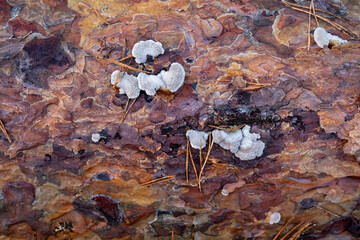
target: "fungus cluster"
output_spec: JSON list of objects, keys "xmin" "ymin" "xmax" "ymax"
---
[
  {"xmin": 187, "ymin": 125, "xmax": 265, "ymax": 161},
  {"xmin": 234, "ymin": 125, "xmax": 265, "ymax": 161},
  {"xmin": 314, "ymin": 27, "xmax": 347, "ymax": 48},
  {"xmin": 110, "ymin": 40, "xmax": 185, "ymax": 97},
  {"xmin": 212, "ymin": 129, "xmax": 242, "ymax": 153}
]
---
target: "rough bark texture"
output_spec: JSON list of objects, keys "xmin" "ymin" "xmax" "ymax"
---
[{"xmin": 0, "ymin": 0, "xmax": 359, "ymax": 239}]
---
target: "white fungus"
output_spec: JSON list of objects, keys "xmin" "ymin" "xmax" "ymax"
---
[
  {"xmin": 235, "ymin": 125, "xmax": 265, "ymax": 161},
  {"xmin": 212, "ymin": 129, "xmax": 243, "ymax": 153},
  {"xmin": 110, "ymin": 70, "xmax": 140, "ymax": 99},
  {"xmin": 186, "ymin": 130, "xmax": 209, "ymax": 149},
  {"xmin": 131, "ymin": 40, "xmax": 164, "ymax": 64},
  {"xmin": 110, "ymin": 70, "xmax": 122, "ymax": 87},
  {"xmin": 137, "ymin": 72, "xmax": 166, "ymax": 96},
  {"xmin": 269, "ymin": 212, "xmax": 281, "ymax": 225},
  {"xmin": 314, "ymin": 27, "xmax": 347, "ymax": 48},
  {"xmin": 91, "ymin": 133, "xmax": 101, "ymax": 143},
  {"xmin": 159, "ymin": 62, "xmax": 185, "ymax": 93}
]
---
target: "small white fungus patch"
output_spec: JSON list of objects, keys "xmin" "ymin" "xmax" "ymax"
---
[
  {"xmin": 269, "ymin": 212, "xmax": 281, "ymax": 225},
  {"xmin": 91, "ymin": 133, "xmax": 101, "ymax": 143}
]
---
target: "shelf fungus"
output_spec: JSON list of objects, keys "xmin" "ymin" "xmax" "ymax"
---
[
  {"xmin": 159, "ymin": 62, "xmax": 185, "ymax": 93},
  {"xmin": 131, "ymin": 39, "xmax": 164, "ymax": 64},
  {"xmin": 212, "ymin": 129, "xmax": 243, "ymax": 153},
  {"xmin": 186, "ymin": 130, "xmax": 209, "ymax": 149},
  {"xmin": 314, "ymin": 27, "xmax": 347, "ymax": 48},
  {"xmin": 111, "ymin": 71, "xmax": 140, "ymax": 99},
  {"xmin": 137, "ymin": 73, "xmax": 166, "ymax": 96},
  {"xmin": 235, "ymin": 125, "xmax": 265, "ymax": 161}
]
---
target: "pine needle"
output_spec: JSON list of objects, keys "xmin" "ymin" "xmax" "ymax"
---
[
  {"xmin": 188, "ymin": 144, "xmax": 199, "ymax": 185},
  {"xmin": 119, "ymin": 55, "xmax": 133, "ymax": 62},
  {"xmin": 240, "ymin": 82, "xmax": 273, "ymax": 91},
  {"xmin": 288, "ymin": 222, "xmax": 313, "ymax": 240},
  {"xmin": 120, "ymin": 39, "xmax": 126, "ymax": 72},
  {"xmin": 0, "ymin": 120, "xmax": 11, "ymax": 143},
  {"xmin": 96, "ymin": 56, "xmax": 149, "ymax": 73},
  {"xmin": 283, "ymin": 3, "xmax": 358, "ymax": 38},
  {"xmin": 281, "ymin": 0, "xmax": 350, "ymax": 22},
  {"xmin": 208, "ymin": 124, "xmax": 245, "ymax": 132},
  {"xmin": 92, "ymin": 7, "xmax": 109, "ymax": 25},
  {"xmin": 314, "ymin": 205, "xmax": 341, "ymax": 217},
  {"xmin": 198, "ymin": 133, "xmax": 214, "ymax": 190},
  {"xmin": 307, "ymin": 1, "xmax": 312, "ymax": 51},
  {"xmin": 279, "ymin": 221, "xmax": 304, "ymax": 240},
  {"xmin": 140, "ymin": 175, "xmax": 175, "ymax": 186},
  {"xmin": 199, "ymin": 138, "xmax": 203, "ymax": 168},
  {"xmin": 120, "ymin": 98, "xmax": 136, "ymax": 123},
  {"xmin": 186, "ymin": 140, "xmax": 189, "ymax": 184},
  {"xmin": 311, "ymin": 0, "xmax": 319, "ymax": 27},
  {"xmin": 273, "ymin": 217, "xmax": 295, "ymax": 240},
  {"xmin": 113, "ymin": 69, "xmax": 126, "ymax": 90}
]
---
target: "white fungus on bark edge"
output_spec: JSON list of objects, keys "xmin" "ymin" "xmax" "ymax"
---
[
  {"xmin": 269, "ymin": 212, "xmax": 281, "ymax": 224},
  {"xmin": 131, "ymin": 40, "xmax": 164, "ymax": 64},
  {"xmin": 159, "ymin": 62, "xmax": 185, "ymax": 93},
  {"xmin": 110, "ymin": 70, "xmax": 140, "ymax": 99},
  {"xmin": 314, "ymin": 27, "xmax": 347, "ymax": 48},
  {"xmin": 186, "ymin": 130, "xmax": 209, "ymax": 149},
  {"xmin": 212, "ymin": 129, "xmax": 243, "ymax": 153},
  {"xmin": 91, "ymin": 133, "xmax": 101, "ymax": 143},
  {"xmin": 137, "ymin": 73, "xmax": 166, "ymax": 96},
  {"xmin": 234, "ymin": 125, "xmax": 265, "ymax": 161}
]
